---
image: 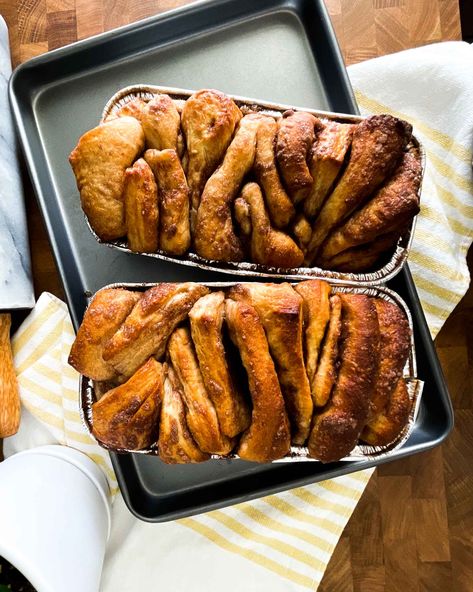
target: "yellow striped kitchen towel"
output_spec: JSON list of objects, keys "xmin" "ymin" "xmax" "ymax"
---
[
  {"xmin": 10, "ymin": 295, "xmax": 118, "ymax": 493},
  {"xmin": 5, "ymin": 40, "xmax": 473, "ymax": 592}
]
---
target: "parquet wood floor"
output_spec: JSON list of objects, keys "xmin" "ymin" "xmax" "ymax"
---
[{"xmin": 0, "ymin": 1, "xmax": 468, "ymax": 589}]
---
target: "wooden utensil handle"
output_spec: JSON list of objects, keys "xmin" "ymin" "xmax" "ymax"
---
[{"xmin": 0, "ymin": 313, "xmax": 20, "ymax": 437}]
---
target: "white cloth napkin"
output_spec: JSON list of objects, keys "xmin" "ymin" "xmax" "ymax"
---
[{"xmin": 5, "ymin": 40, "xmax": 473, "ymax": 592}]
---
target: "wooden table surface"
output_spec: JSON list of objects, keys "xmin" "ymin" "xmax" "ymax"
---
[{"xmin": 1, "ymin": 1, "xmax": 469, "ymax": 590}]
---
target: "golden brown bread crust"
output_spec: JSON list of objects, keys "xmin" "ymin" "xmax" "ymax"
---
[
  {"xmin": 189, "ymin": 291, "xmax": 250, "ymax": 438},
  {"xmin": 228, "ymin": 283, "xmax": 312, "ymax": 445},
  {"xmin": 294, "ymin": 280, "xmax": 332, "ymax": 406},
  {"xmin": 194, "ymin": 114, "xmax": 263, "ymax": 262},
  {"xmin": 158, "ymin": 363, "xmax": 210, "ymax": 463},
  {"xmin": 69, "ymin": 117, "xmax": 145, "ymax": 240},
  {"xmin": 276, "ymin": 111, "xmax": 317, "ymax": 203},
  {"xmin": 102, "ymin": 283, "xmax": 209, "ymax": 377},
  {"xmin": 291, "ymin": 214, "xmax": 312, "ymax": 254},
  {"xmin": 68, "ymin": 288, "xmax": 140, "ymax": 381},
  {"xmin": 107, "ymin": 98, "xmax": 146, "ymax": 121},
  {"xmin": 124, "ymin": 158, "xmax": 159, "ymax": 253},
  {"xmin": 242, "ymin": 182, "xmax": 304, "ymax": 268},
  {"xmin": 225, "ymin": 298, "xmax": 291, "ymax": 461},
  {"xmin": 141, "ymin": 93, "xmax": 180, "ymax": 151},
  {"xmin": 308, "ymin": 294, "xmax": 380, "ymax": 462},
  {"xmin": 234, "ymin": 196, "xmax": 252, "ymax": 237},
  {"xmin": 311, "ymin": 294, "xmax": 342, "ymax": 408},
  {"xmin": 181, "ymin": 89, "xmax": 242, "ymax": 232},
  {"xmin": 305, "ymin": 115, "xmax": 412, "ymax": 263},
  {"xmin": 168, "ymin": 327, "xmax": 234, "ymax": 455},
  {"xmin": 323, "ymin": 231, "xmax": 401, "ymax": 272},
  {"xmin": 319, "ymin": 151, "xmax": 421, "ymax": 263},
  {"xmin": 366, "ymin": 299, "xmax": 410, "ymax": 421},
  {"xmin": 361, "ymin": 378, "xmax": 411, "ymax": 446},
  {"xmin": 304, "ymin": 121, "xmax": 353, "ymax": 219},
  {"xmin": 92, "ymin": 358, "xmax": 163, "ymax": 449},
  {"xmin": 254, "ymin": 116, "xmax": 295, "ymax": 228},
  {"xmin": 144, "ymin": 148, "xmax": 191, "ymax": 255}
]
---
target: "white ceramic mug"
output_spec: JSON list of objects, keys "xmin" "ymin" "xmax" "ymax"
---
[{"xmin": 0, "ymin": 445, "xmax": 111, "ymax": 592}]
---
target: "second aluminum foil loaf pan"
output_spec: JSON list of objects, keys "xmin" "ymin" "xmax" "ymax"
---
[
  {"xmin": 79, "ymin": 281, "xmax": 424, "ymax": 463},
  {"xmin": 83, "ymin": 84, "xmax": 426, "ymax": 285}
]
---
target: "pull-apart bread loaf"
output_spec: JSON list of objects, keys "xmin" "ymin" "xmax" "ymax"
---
[
  {"xmin": 70, "ymin": 281, "xmax": 413, "ymax": 462},
  {"xmin": 70, "ymin": 89, "xmax": 420, "ymax": 274}
]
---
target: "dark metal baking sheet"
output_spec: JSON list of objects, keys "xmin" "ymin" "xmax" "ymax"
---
[{"xmin": 9, "ymin": 0, "xmax": 453, "ymax": 522}]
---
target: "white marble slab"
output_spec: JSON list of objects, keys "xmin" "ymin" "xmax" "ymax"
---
[{"xmin": 0, "ymin": 16, "xmax": 34, "ymax": 309}]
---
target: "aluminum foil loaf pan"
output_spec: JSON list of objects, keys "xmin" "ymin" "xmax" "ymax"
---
[
  {"xmin": 83, "ymin": 85, "xmax": 426, "ymax": 285},
  {"xmin": 79, "ymin": 281, "xmax": 424, "ymax": 463}
]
